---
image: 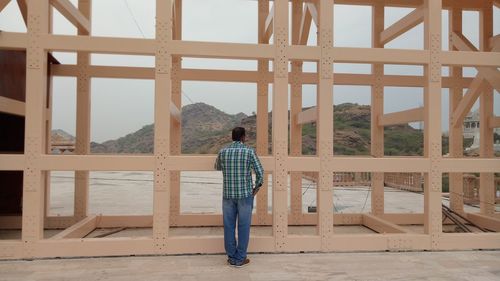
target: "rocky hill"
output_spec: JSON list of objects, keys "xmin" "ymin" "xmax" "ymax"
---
[
  {"xmin": 54, "ymin": 102, "xmax": 427, "ymax": 156},
  {"xmin": 51, "ymin": 129, "xmax": 75, "ymax": 142},
  {"xmin": 90, "ymin": 103, "xmax": 247, "ymax": 154}
]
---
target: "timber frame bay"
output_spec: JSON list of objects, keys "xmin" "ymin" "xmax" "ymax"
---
[{"xmin": 0, "ymin": 0, "xmax": 499, "ymax": 259}]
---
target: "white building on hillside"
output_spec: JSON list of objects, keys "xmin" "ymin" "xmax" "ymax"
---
[{"xmin": 463, "ymin": 110, "xmax": 500, "ymax": 151}]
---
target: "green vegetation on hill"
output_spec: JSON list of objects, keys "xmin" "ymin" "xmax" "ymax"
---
[
  {"xmin": 302, "ymin": 103, "xmax": 423, "ymax": 156},
  {"xmin": 85, "ymin": 102, "xmax": 425, "ymax": 156}
]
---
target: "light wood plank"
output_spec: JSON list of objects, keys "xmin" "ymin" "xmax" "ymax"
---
[
  {"xmin": 50, "ymin": 215, "xmax": 98, "ymax": 239},
  {"xmin": 297, "ymin": 107, "xmax": 317, "ymax": 125},
  {"xmin": 379, "ymin": 107, "xmax": 424, "ymax": 126},
  {"xmin": 362, "ymin": 214, "xmax": 409, "ymax": 234},
  {"xmin": 380, "ymin": 7, "xmax": 424, "ymax": 45}
]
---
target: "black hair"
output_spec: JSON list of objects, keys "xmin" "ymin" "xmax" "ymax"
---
[{"xmin": 232, "ymin": 127, "xmax": 246, "ymax": 142}]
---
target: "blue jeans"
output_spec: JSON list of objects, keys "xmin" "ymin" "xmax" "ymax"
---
[{"xmin": 223, "ymin": 196, "xmax": 253, "ymax": 265}]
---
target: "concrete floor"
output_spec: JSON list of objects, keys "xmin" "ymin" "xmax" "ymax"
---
[
  {"xmin": 48, "ymin": 171, "xmax": 487, "ymax": 216},
  {"xmin": 0, "ymin": 251, "xmax": 499, "ymax": 281},
  {"xmin": 1, "ymin": 172, "xmax": 498, "ymax": 280}
]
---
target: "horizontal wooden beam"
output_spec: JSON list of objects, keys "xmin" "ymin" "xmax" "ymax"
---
[
  {"xmin": 451, "ymin": 76, "xmax": 486, "ymax": 128},
  {"xmin": 171, "ymin": 41, "xmax": 276, "ymax": 60},
  {"xmin": 3, "ymin": 32, "xmax": 499, "ymax": 67},
  {"xmin": 288, "ymin": 156, "xmax": 320, "ymax": 172},
  {"xmin": 50, "ymin": 64, "xmax": 474, "ymax": 88},
  {"xmin": 51, "ymin": 64, "xmax": 154, "ymax": 79},
  {"xmin": 441, "ymin": 51, "xmax": 500, "ymax": 67},
  {"xmin": 329, "ymin": 233, "xmax": 430, "ymax": 252},
  {"xmin": 378, "ymin": 213, "xmax": 424, "ymax": 225},
  {"xmin": 0, "ymin": 154, "xmax": 24, "ymax": 170},
  {"xmin": 441, "ymin": 158, "xmax": 500, "ymax": 173},
  {"xmin": 40, "ymin": 155, "xmax": 155, "ymax": 171},
  {"xmin": 38, "ymin": 155, "xmax": 274, "ymax": 172},
  {"xmin": 170, "ymin": 103, "xmax": 181, "ymax": 123},
  {"xmin": 0, "ymin": 242, "xmax": 23, "ymax": 259},
  {"xmin": 50, "ymin": 215, "xmax": 97, "ymax": 240},
  {"xmin": 335, "ymin": 47, "xmax": 429, "ymax": 64},
  {"xmin": 35, "ymin": 238, "xmax": 155, "ymax": 258},
  {"xmin": 380, "ymin": 7, "xmax": 424, "ymax": 46},
  {"xmin": 362, "ymin": 214, "xmax": 409, "ymax": 233},
  {"xmin": 50, "ymin": 0, "xmax": 90, "ymax": 33},
  {"xmin": 331, "ymin": 157, "xmax": 430, "ymax": 172},
  {"xmin": 288, "ymin": 45, "xmax": 320, "ymax": 60},
  {"xmin": 437, "ymin": 233, "xmax": 500, "ymax": 251},
  {"xmin": 489, "ymin": 117, "xmax": 500, "ymax": 129},
  {"xmin": 379, "ymin": 107, "xmax": 424, "ymax": 126},
  {"xmin": 43, "ymin": 34, "xmax": 155, "ymax": 54},
  {"xmin": 0, "ymin": 96, "xmax": 24, "ymax": 116},
  {"xmin": 263, "ymin": 4, "xmax": 274, "ymax": 43},
  {"xmin": 297, "ymin": 107, "xmax": 317, "ymax": 125},
  {"xmin": 96, "ymin": 215, "xmax": 153, "ymax": 228},
  {"xmin": 181, "ymin": 68, "xmax": 261, "ymax": 83},
  {"xmin": 166, "ymin": 155, "xmax": 275, "ymax": 171},
  {"xmin": 466, "ymin": 213, "xmax": 500, "ymax": 232},
  {"xmin": 7, "ymin": 155, "xmax": 498, "ymax": 173},
  {"xmin": 0, "ymin": 32, "xmax": 27, "ymax": 50}
]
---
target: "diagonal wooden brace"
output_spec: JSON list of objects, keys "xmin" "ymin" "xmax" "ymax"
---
[{"xmin": 451, "ymin": 32, "xmax": 500, "ymax": 93}]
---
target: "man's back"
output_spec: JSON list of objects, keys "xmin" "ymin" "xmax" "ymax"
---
[{"xmin": 216, "ymin": 141, "xmax": 263, "ymax": 199}]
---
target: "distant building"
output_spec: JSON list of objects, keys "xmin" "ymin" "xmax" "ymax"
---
[
  {"xmin": 463, "ymin": 110, "xmax": 500, "ymax": 152},
  {"xmin": 463, "ymin": 110, "xmax": 500, "ymax": 139}
]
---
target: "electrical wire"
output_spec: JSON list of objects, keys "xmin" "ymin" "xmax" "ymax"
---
[
  {"xmin": 360, "ymin": 187, "xmax": 371, "ymax": 213},
  {"xmin": 51, "ymin": 175, "xmax": 500, "ymax": 210},
  {"xmin": 123, "ymin": 0, "xmax": 147, "ymax": 39}
]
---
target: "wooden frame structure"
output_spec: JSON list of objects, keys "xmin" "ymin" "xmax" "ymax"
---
[{"xmin": 0, "ymin": 0, "xmax": 499, "ymax": 259}]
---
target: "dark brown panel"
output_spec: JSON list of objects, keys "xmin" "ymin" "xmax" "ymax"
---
[
  {"xmin": 0, "ymin": 171, "xmax": 23, "ymax": 215},
  {"xmin": 0, "ymin": 113, "xmax": 24, "ymax": 153},
  {"xmin": 0, "ymin": 50, "xmax": 26, "ymax": 102}
]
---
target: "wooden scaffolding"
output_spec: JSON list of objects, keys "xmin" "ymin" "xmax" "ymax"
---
[{"xmin": 0, "ymin": 0, "xmax": 499, "ymax": 259}]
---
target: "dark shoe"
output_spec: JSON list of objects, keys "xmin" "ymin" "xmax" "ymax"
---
[
  {"xmin": 234, "ymin": 258, "xmax": 250, "ymax": 268},
  {"xmin": 227, "ymin": 258, "xmax": 236, "ymax": 266}
]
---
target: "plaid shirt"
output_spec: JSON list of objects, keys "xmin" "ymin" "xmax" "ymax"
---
[{"xmin": 215, "ymin": 141, "xmax": 264, "ymax": 199}]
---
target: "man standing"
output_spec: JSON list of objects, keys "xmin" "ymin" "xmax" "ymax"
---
[{"xmin": 215, "ymin": 127, "xmax": 264, "ymax": 267}]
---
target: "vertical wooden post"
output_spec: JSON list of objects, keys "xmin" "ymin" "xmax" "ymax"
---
[
  {"xmin": 317, "ymin": 0, "xmax": 334, "ymax": 251},
  {"xmin": 290, "ymin": 0, "xmax": 304, "ymax": 225},
  {"xmin": 43, "ymin": 6, "xmax": 54, "ymax": 221},
  {"xmin": 22, "ymin": 0, "xmax": 49, "ymax": 256},
  {"xmin": 479, "ymin": 0, "xmax": 495, "ymax": 215},
  {"xmin": 272, "ymin": 0, "xmax": 288, "ymax": 250},
  {"xmin": 169, "ymin": 0, "xmax": 182, "ymax": 227},
  {"xmin": 153, "ymin": 0, "xmax": 173, "ymax": 254},
  {"xmin": 448, "ymin": 6, "xmax": 464, "ymax": 213},
  {"xmin": 423, "ymin": 0, "xmax": 443, "ymax": 247},
  {"xmin": 371, "ymin": 1, "xmax": 385, "ymax": 215},
  {"xmin": 256, "ymin": 0, "xmax": 270, "ymax": 226},
  {"xmin": 74, "ymin": 0, "xmax": 92, "ymax": 221}
]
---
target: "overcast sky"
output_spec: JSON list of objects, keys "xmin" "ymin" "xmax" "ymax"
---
[{"xmin": 0, "ymin": 0, "xmax": 499, "ymax": 142}]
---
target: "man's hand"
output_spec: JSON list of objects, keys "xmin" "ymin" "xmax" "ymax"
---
[{"xmin": 252, "ymin": 183, "xmax": 262, "ymax": 196}]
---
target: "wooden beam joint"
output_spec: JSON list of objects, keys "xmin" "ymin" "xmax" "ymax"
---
[
  {"xmin": 380, "ymin": 7, "xmax": 424, "ymax": 46},
  {"xmin": 50, "ymin": 0, "xmax": 91, "ymax": 33},
  {"xmin": 50, "ymin": 215, "xmax": 98, "ymax": 239}
]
